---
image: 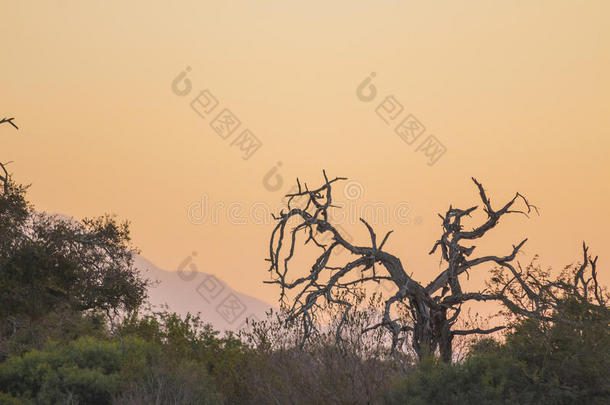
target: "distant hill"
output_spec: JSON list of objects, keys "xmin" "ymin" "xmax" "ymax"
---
[{"xmin": 134, "ymin": 255, "xmax": 274, "ymax": 332}]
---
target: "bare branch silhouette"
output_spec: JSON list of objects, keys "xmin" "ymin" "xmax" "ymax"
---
[
  {"xmin": 0, "ymin": 117, "xmax": 18, "ymax": 130},
  {"xmin": 1, "ymin": 116, "xmax": 18, "ymax": 193},
  {"xmin": 488, "ymin": 242, "xmax": 607, "ymax": 324},
  {"xmin": 266, "ymin": 172, "xmax": 540, "ymax": 362}
]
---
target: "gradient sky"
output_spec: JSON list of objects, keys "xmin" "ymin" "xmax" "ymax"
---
[{"xmin": 1, "ymin": 1, "xmax": 609, "ymax": 306}]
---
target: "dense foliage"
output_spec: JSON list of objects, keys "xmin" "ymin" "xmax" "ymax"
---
[
  {"xmin": 0, "ymin": 181, "xmax": 148, "ymax": 359},
  {"xmin": 1, "ymin": 178, "xmax": 608, "ymax": 404},
  {"xmin": 385, "ymin": 298, "xmax": 610, "ymax": 404}
]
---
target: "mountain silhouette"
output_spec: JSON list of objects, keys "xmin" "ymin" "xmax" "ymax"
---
[{"xmin": 135, "ymin": 255, "xmax": 274, "ymax": 332}]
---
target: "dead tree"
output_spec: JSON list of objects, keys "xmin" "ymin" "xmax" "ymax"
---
[
  {"xmin": 266, "ymin": 171, "xmax": 538, "ymax": 362},
  {"xmin": 0, "ymin": 117, "xmax": 18, "ymax": 194}
]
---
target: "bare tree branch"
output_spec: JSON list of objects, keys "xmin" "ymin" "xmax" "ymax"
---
[
  {"xmin": 266, "ymin": 173, "xmax": 539, "ymax": 362},
  {"xmin": 452, "ymin": 325, "xmax": 506, "ymax": 336},
  {"xmin": 488, "ymin": 242, "xmax": 608, "ymax": 326},
  {"xmin": 1, "ymin": 116, "xmax": 19, "ymax": 194},
  {"xmin": 0, "ymin": 117, "xmax": 18, "ymax": 130}
]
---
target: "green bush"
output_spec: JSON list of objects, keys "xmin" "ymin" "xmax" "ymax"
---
[
  {"xmin": 0, "ymin": 333, "xmax": 225, "ymax": 405},
  {"xmin": 0, "ymin": 392, "xmax": 26, "ymax": 405},
  {"xmin": 0, "ymin": 336, "xmax": 131, "ymax": 404},
  {"xmin": 383, "ymin": 355, "xmax": 534, "ymax": 405},
  {"xmin": 384, "ymin": 299, "xmax": 610, "ymax": 405}
]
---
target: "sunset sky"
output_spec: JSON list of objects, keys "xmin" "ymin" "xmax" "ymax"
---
[{"xmin": 1, "ymin": 1, "xmax": 609, "ymax": 306}]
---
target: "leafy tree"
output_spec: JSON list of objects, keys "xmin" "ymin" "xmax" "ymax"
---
[{"xmin": 0, "ymin": 175, "xmax": 148, "ymax": 357}]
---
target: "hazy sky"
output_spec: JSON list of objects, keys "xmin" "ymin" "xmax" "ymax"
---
[{"xmin": 2, "ymin": 1, "xmax": 609, "ymax": 305}]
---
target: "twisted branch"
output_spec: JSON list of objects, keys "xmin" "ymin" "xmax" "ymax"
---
[
  {"xmin": 1, "ymin": 116, "xmax": 18, "ymax": 194},
  {"xmin": 267, "ymin": 173, "xmax": 537, "ymax": 361}
]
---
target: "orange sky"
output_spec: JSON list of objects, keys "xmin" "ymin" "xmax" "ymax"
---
[{"xmin": 1, "ymin": 1, "xmax": 609, "ymax": 306}]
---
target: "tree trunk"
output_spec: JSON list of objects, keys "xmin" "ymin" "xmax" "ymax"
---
[{"xmin": 412, "ymin": 305, "xmax": 453, "ymax": 363}]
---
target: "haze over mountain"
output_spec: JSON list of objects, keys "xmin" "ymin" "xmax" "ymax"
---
[{"xmin": 134, "ymin": 255, "xmax": 274, "ymax": 332}]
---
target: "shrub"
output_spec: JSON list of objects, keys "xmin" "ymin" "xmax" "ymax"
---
[
  {"xmin": 0, "ymin": 333, "xmax": 224, "ymax": 405},
  {"xmin": 0, "ymin": 336, "xmax": 126, "ymax": 404}
]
